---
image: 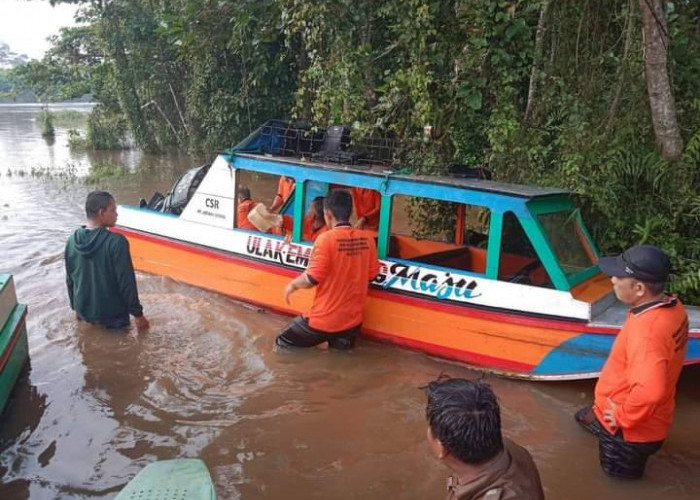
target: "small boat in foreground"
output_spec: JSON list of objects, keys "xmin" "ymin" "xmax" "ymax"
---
[
  {"xmin": 0, "ymin": 273, "xmax": 29, "ymax": 415},
  {"xmin": 115, "ymin": 459, "xmax": 217, "ymax": 500},
  {"xmin": 114, "ymin": 121, "xmax": 700, "ymax": 380}
]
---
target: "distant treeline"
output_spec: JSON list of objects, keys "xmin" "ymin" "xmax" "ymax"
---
[{"xmin": 10, "ymin": 0, "xmax": 700, "ymax": 301}]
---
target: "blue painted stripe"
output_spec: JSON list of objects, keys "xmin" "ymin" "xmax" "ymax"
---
[
  {"xmin": 531, "ymin": 333, "xmax": 615, "ymax": 375},
  {"xmin": 532, "ymin": 333, "xmax": 700, "ymax": 376}
]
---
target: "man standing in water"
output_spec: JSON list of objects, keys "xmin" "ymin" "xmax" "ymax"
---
[
  {"xmin": 425, "ymin": 377, "xmax": 544, "ymax": 499},
  {"xmin": 575, "ymin": 245, "xmax": 688, "ymax": 479},
  {"xmin": 65, "ymin": 190, "xmax": 149, "ymax": 331},
  {"xmin": 277, "ymin": 189, "xmax": 379, "ymax": 350}
]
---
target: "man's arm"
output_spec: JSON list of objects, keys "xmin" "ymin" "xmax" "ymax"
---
[
  {"xmin": 64, "ymin": 244, "xmax": 74, "ymax": 310},
  {"xmin": 285, "ymin": 235, "xmax": 330, "ymax": 303},
  {"xmin": 284, "ymin": 272, "xmax": 315, "ymax": 304},
  {"xmin": 111, "ymin": 236, "xmax": 148, "ymax": 329},
  {"xmin": 613, "ymin": 335, "xmax": 668, "ymax": 430}
]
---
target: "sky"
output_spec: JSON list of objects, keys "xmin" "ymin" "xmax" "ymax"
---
[{"xmin": 0, "ymin": 0, "xmax": 79, "ymax": 60}]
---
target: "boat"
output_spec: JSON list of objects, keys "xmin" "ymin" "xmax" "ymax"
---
[
  {"xmin": 115, "ymin": 459, "xmax": 217, "ymax": 500},
  {"xmin": 114, "ymin": 121, "xmax": 700, "ymax": 380},
  {"xmin": 0, "ymin": 273, "xmax": 29, "ymax": 415}
]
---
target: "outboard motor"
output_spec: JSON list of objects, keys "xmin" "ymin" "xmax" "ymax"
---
[{"xmin": 140, "ymin": 164, "xmax": 211, "ymax": 215}]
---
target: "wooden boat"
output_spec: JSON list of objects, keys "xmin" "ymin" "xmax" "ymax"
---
[
  {"xmin": 115, "ymin": 122, "xmax": 700, "ymax": 380},
  {"xmin": 0, "ymin": 273, "xmax": 29, "ymax": 415}
]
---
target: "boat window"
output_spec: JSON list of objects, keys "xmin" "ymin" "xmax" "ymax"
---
[
  {"xmin": 300, "ymin": 181, "xmax": 330, "ymax": 243},
  {"xmin": 388, "ymin": 195, "xmax": 489, "ymax": 275},
  {"xmin": 499, "ymin": 212, "xmax": 551, "ymax": 287},
  {"xmin": 234, "ymin": 169, "xmax": 296, "ymax": 234},
  {"xmin": 537, "ymin": 210, "xmax": 595, "ymax": 277}
]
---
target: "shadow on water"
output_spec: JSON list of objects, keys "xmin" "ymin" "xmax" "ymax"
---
[{"xmin": 0, "ymin": 104, "xmax": 699, "ymax": 499}]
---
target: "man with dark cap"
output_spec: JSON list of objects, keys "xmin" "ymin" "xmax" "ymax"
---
[
  {"xmin": 575, "ymin": 245, "xmax": 688, "ymax": 479},
  {"xmin": 426, "ymin": 377, "xmax": 544, "ymax": 500}
]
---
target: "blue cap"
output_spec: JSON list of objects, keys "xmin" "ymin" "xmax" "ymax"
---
[{"xmin": 597, "ymin": 245, "xmax": 670, "ymax": 283}]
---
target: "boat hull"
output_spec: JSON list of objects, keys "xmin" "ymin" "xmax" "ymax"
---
[
  {"xmin": 0, "ymin": 304, "xmax": 29, "ymax": 415},
  {"xmin": 114, "ymin": 226, "xmax": 700, "ymax": 380}
]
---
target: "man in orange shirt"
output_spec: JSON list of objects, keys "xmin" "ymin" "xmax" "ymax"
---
[
  {"xmin": 351, "ymin": 187, "xmax": 381, "ymax": 230},
  {"xmin": 279, "ymin": 196, "xmax": 328, "ymax": 243},
  {"xmin": 575, "ymin": 245, "xmax": 688, "ymax": 479},
  {"xmin": 269, "ymin": 176, "xmax": 295, "ymax": 212},
  {"xmin": 236, "ymin": 187, "xmax": 258, "ymax": 230},
  {"xmin": 277, "ymin": 189, "xmax": 380, "ymax": 350}
]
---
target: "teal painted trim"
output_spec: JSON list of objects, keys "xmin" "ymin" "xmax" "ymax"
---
[
  {"xmin": 377, "ymin": 195, "xmax": 393, "ymax": 259},
  {"xmin": 520, "ymin": 216, "xmax": 570, "ymax": 291},
  {"xmin": 575, "ymin": 210, "xmax": 600, "ymax": 258},
  {"xmin": 485, "ymin": 211, "xmax": 504, "ymax": 279},
  {"xmin": 527, "ymin": 196, "xmax": 576, "ymax": 215},
  {"xmin": 230, "ymin": 155, "xmax": 529, "ymax": 216},
  {"xmin": 0, "ymin": 304, "xmax": 28, "ymax": 415},
  {"xmin": 292, "ymin": 181, "xmax": 305, "ymax": 242},
  {"xmin": 567, "ymin": 267, "xmax": 600, "ymax": 287}
]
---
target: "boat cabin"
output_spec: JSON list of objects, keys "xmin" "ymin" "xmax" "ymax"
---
[{"xmin": 152, "ymin": 121, "xmax": 611, "ymax": 321}]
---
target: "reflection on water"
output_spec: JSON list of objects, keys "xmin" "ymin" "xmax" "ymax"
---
[{"xmin": 0, "ymin": 105, "xmax": 699, "ymax": 499}]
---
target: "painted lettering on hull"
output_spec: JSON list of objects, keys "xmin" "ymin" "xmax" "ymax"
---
[
  {"xmin": 374, "ymin": 262, "xmax": 480, "ymax": 300},
  {"xmin": 245, "ymin": 235, "xmax": 313, "ymax": 267}
]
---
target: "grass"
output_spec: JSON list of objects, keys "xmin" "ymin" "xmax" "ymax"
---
[
  {"xmin": 52, "ymin": 109, "xmax": 89, "ymax": 128},
  {"xmin": 39, "ymin": 110, "xmax": 55, "ymax": 138}
]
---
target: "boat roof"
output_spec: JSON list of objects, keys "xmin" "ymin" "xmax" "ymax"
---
[{"xmin": 231, "ymin": 152, "xmax": 571, "ymax": 200}]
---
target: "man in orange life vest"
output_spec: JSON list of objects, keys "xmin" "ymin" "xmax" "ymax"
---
[
  {"xmin": 277, "ymin": 189, "xmax": 380, "ymax": 350},
  {"xmin": 236, "ymin": 186, "xmax": 258, "ymax": 230},
  {"xmin": 575, "ymin": 245, "xmax": 688, "ymax": 479},
  {"xmin": 351, "ymin": 187, "xmax": 381, "ymax": 230},
  {"xmin": 269, "ymin": 176, "xmax": 295, "ymax": 212}
]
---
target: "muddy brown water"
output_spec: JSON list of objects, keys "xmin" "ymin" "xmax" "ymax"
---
[{"xmin": 0, "ymin": 104, "xmax": 699, "ymax": 499}]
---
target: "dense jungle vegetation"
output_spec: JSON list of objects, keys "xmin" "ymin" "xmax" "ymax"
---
[{"xmin": 12, "ymin": 0, "xmax": 700, "ymax": 301}]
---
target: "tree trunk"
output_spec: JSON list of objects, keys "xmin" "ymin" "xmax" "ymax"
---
[
  {"xmin": 638, "ymin": 0, "xmax": 682, "ymax": 159},
  {"xmin": 523, "ymin": 0, "xmax": 550, "ymax": 125}
]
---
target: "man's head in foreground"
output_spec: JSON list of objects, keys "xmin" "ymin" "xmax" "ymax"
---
[
  {"xmin": 425, "ymin": 377, "xmax": 504, "ymax": 465},
  {"xmin": 597, "ymin": 245, "xmax": 670, "ymax": 306},
  {"xmin": 86, "ymin": 190, "xmax": 117, "ymax": 227}
]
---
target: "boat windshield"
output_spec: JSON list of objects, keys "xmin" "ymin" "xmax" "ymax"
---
[{"xmin": 537, "ymin": 210, "xmax": 596, "ymax": 280}]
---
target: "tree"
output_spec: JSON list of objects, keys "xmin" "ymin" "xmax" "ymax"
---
[{"xmin": 638, "ymin": 0, "xmax": 683, "ymax": 159}]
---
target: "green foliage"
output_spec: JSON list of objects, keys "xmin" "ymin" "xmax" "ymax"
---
[
  {"xmin": 39, "ymin": 0, "xmax": 700, "ymax": 302},
  {"xmin": 85, "ymin": 106, "xmax": 128, "ymax": 150},
  {"xmin": 52, "ymin": 109, "xmax": 89, "ymax": 128},
  {"xmin": 39, "ymin": 110, "xmax": 55, "ymax": 137},
  {"xmin": 83, "ymin": 162, "xmax": 128, "ymax": 184}
]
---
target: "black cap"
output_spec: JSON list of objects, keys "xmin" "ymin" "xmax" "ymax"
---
[{"xmin": 597, "ymin": 245, "xmax": 670, "ymax": 284}]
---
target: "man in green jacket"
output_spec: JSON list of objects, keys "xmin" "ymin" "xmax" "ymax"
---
[{"xmin": 65, "ymin": 191, "xmax": 149, "ymax": 331}]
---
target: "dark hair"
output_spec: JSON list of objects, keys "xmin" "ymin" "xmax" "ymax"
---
[
  {"xmin": 323, "ymin": 189, "xmax": 353, "ymax": 222},
  {"xmin": 425, "ymin": 378, "xmax": 503, "ymax": 464},
  {"xmin": 643, "ymin": 281, "xmax": 666, "ymax": 295},
  {"xmin": 310, "ymin": 196, "xmax": 325, "ymax": 222},
  {"xmin": 85, "ymin": 191, "xmax": 114, "ymax": 218},
  {"xmin": 238, "ymin": 186, "xmax": 251, "ymax": 200}
]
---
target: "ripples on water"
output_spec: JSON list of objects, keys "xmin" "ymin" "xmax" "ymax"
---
[{"xmin": 0, "ymin": 105, "xmax": 699, "ymax": 499}]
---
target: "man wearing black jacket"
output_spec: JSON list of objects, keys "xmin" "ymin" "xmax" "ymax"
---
[{"xmin": 65, "ymin": 191, "xmax": 149, "ymax": 331}]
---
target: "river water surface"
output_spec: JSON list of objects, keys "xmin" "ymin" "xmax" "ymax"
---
[{"xmin": 0, "ymin": 104, "xmax": 699, "ymax": 499}]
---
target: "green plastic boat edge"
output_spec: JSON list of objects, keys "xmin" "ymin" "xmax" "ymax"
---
[{"xmin": 115, "ymin": 458, "xmax": 217, "ymax": 500}]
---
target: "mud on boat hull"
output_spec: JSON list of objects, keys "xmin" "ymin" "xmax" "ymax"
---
[{"xmin": 114, "ymin": 226, "xmax": 700, "ymax": 381}]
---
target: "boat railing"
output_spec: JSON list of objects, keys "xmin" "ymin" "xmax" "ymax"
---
[{"xmin": 233, "ymin": 121, "xmax": 406, "ymax": 170}]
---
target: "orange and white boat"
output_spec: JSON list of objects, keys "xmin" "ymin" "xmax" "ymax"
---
[{"xmin": 114, "ymin": 122, "xmax": 700, "ymax": 380}]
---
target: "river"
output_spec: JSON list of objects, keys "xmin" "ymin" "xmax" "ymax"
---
[{"xmin": 0, "ymin": 104, "xmax": 698, "ymax": 499}]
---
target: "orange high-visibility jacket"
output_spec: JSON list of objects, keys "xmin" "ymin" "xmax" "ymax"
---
[{"xmin": 594, "ymin": 297, "xmax": 688, "ymax": 442}]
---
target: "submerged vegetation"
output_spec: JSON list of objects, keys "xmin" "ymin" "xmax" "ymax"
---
[
  {"xmin": 8, "ymin": 0, "xmax": 700, "ymax": 301},
  {"xmin": 38, "ymin": 110, "xmax": 55, "ymax": 138}
]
